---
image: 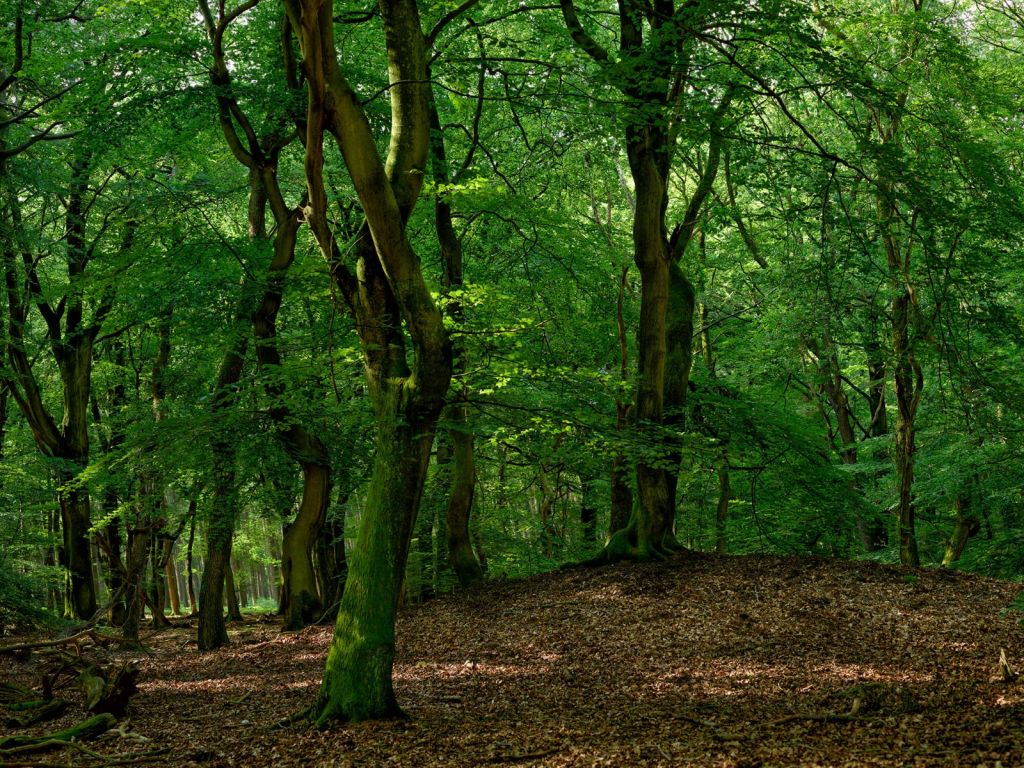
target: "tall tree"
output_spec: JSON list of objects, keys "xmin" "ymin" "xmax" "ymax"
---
[{"xmin": 282, "ymin": 0, "xmax": 454, "ymax": 722}]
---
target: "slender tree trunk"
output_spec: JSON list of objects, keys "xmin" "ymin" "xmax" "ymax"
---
[
  {"xmin": 186, "ymin": 502, "xmax": 198, "ymax": 616},
  {"xmin": 610, "ymin": 265, "xmax": 633, "ymax": 536},
  {"xmin": 163, "ymin": 539, "xmax": 181, "ymax": 616},
  {"xmin": 891, "ymin": 289, "xmax": 921, "ymax": 567},
  {"xmin": 428, "ymin": 75, "xmax": 482, "ymax": 588},
  {"xmin": 225, "ymin": 555, "xmax": 242, "ymax": 621},
  {"xmin": 121, "ymin": 526, "xmax": 151, "ymax": 647},
  {"xmin": 197, "ymin": 299, "xmax": 251, "ymax": 650},
  {"xmin": 715, "ymin": 455, "xmax": 730, "ymax": 555},
  {"xmin": 315, "ymin": 485, "xmax": 348, "ymax": 621},
  {"xmin": 280, "ymin": 462, "xmax": 331, "ymax": 628},
  {"xmin": 103, "ymin": 499, "xmax": 127, "ymax": 627}
]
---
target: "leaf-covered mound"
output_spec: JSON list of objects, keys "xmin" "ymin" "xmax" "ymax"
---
[{"xmin": 3, "ymin": 553, "xmax": 1024, "ymax": 767}]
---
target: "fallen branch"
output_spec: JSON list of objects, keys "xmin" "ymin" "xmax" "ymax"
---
[
  {"xmin": 0, "ymin": 630, "xmax": 102, "ymax": 656},
  {"xmin": 4, "ymin": 698, "xmax": 68, "ymax": 727},
  {"xmin": 0, "ymin": 713, "xmax": 117, "ymax": 753}
]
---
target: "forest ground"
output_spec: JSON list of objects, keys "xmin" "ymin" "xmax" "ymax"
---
[{"xmin": 2, "ymin": 553, "xmax": 1023, "ymax": 767}]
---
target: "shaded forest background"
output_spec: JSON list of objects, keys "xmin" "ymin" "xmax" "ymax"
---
[{"xmin": 0, "ymin": 0, "xmax": 1023, "ymax": 674}]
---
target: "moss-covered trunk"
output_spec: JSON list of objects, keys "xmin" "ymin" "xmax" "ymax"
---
[
  {"xmin": 313, "ymin": 393, "xmax": 438, "ymax": 724},
  {"xmin": 285, "ymin": 0, "xmax": 452, "ymax": 722}
]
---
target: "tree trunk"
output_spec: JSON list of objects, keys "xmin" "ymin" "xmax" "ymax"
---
[
  {"xmin": 313, "ymin": 405, "xmax": 439, "ymax": 724},
  {"xmin": 59, "ymin": 485, "xmax": 96, "ymax": 619},
  {"xmin": 102, "ymin": 500, "xmax": 126, "ymax": 627},
  {"xmin": 225, "ymin": 556, "xmax": 242, "ymax": 621},
  {"xmin": 286, "ymin": 0, "xmax": 453, "ymax": 723},
  {"xmin": 892, "ymin": 290, "xmax": 921, "ymax": 567},
  {"xmin": 715, "ymin": 455, "xmax": 730, "ymax": 555},
  {"xmin": 198, "ymin": 506, "xmax": 233, "ymax": 649},
  {"xmin": 315, "ymin": 485, "xmax": 348, "ymax": 621},
  {"xmin": 280, "ymin": 462, "xmax": 331, "ymax": 629},
  {"xmin": 121, "ymin": 527, "xmax": 151, "ymax": 647},
  {"xmin": 185, "ymin": 503, "xmax": 198, "ymax": 616},
  {"xmin": 610, "ymin": 265, "xmax": 633, "ymax": 537},
  {"xmin": 942, "ymin": 491, "xmax": 980, "ymax": 566},
  {"xmin": 159, "ymin": 537, "xmax": 180, "ymax": 616}
]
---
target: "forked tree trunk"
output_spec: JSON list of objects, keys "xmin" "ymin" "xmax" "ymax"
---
[
  {"xmin": 284, "ymin": 0, "xmax": 453, "ymax": 723},
  {"xmin": 560, "ymin": 2, "xmax": 729, "ymax": 563}
]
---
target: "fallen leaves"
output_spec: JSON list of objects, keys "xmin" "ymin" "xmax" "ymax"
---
[{"xmin": 1, "ymin": 553, "xmax": 1023, "ymax": 766}]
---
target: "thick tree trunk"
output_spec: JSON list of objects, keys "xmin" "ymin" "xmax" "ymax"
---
[
  {"xmin": 198, "ymin": 496, "xmax": 234, "ymax": 649},
  {"xmin": 59, "ymin": 484, "xmax": 96, "ymax": 619},
  {"xmin": 313, "ymin": 403, "xmax": 439, "ymax": 724},
  {"xmin": 286, "ymin": 0, "xmax": 452, "ymax": 723}
]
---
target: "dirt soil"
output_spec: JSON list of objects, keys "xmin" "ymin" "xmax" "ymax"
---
[{"xmin": 2, "ymin": 553, "xmax": 1024, "ymax": 767}]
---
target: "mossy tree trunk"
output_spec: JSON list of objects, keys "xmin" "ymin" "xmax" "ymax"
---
[{"xmin": 282, "ymin": 0, "xmax": 453, "ymax": 722}]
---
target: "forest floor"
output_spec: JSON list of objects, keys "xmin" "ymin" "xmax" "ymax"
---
[{"xmin": 2, "ymin": 553, "xmax": 1024, "ymax": 767}]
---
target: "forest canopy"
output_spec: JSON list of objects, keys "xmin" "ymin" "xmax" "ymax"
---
[{"xmin": 1, "ymin": 0, "xmax": 1023, "ymax": 729}]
